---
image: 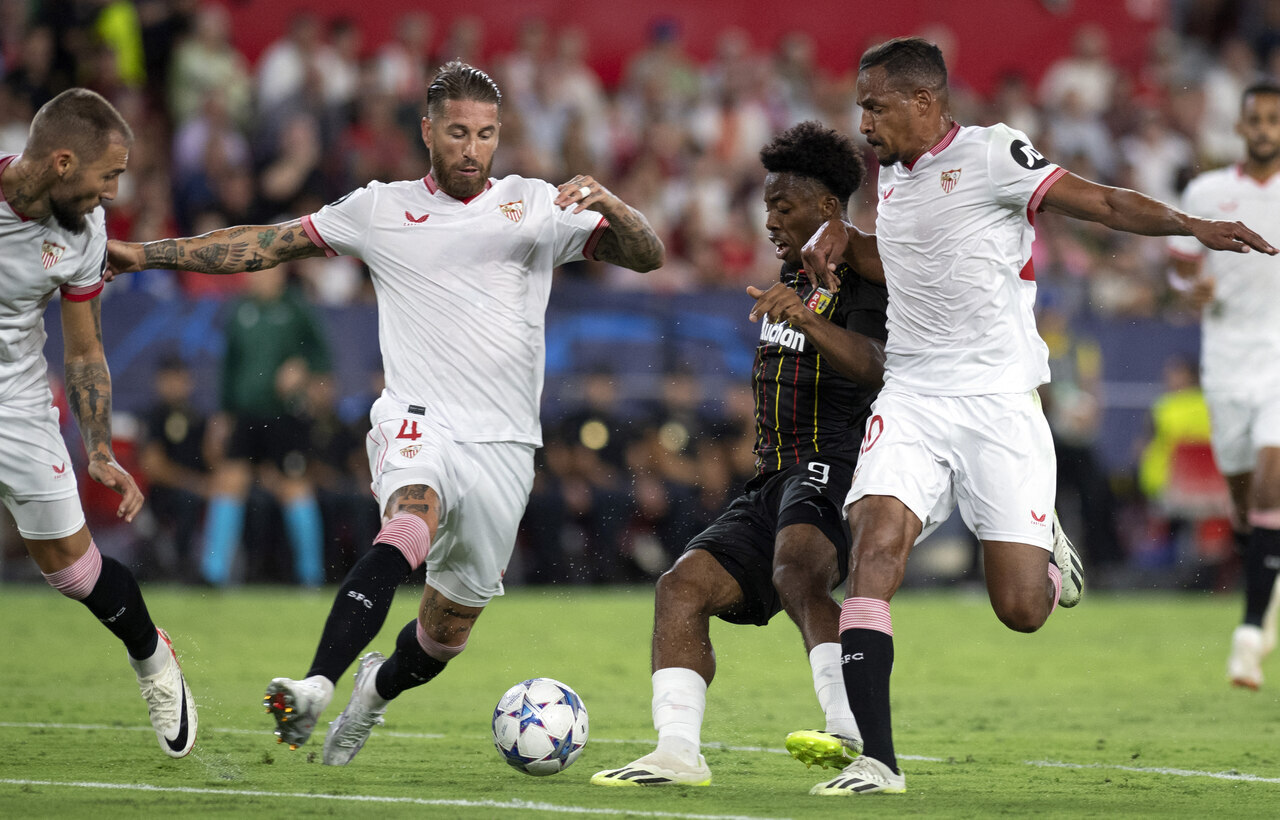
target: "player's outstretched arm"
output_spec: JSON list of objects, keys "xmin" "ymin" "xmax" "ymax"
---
[
  {"xmin": 1042, "ymin": 172, "xmax": 1278, "ymax": 255},
  {"xmin": 106, "ymin": 218, "xmax": 325, "ymax": 278},
  {"xmin": 60, "ymin": 296, "xmax": 143, "ymax": 522},
  {"xmin": 801, "ymin": 221, "xmax": 885, "ymax": 290},
  {"xmin": 554, "ymin": 175, "xmax": 664, "ymax": 272},
  {"xmin": 746, "ymin": 283, "xmax": 885, "ymax": 386}
]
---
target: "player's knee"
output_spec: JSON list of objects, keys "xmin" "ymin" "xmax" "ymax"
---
[
  {"xmin": 851, "ymin": 538, "xmax": 909, "ymax": 588},
  {"xmin": 771, "ymin": 559, "xmax": 830, "ymax": 602},
  {"xmin": 991, "ymin": 594, "xmax": 1047, "ymax": 634},
  {"xmin": 655, "ymin": 562, "xmax": 715, "ymax": 618},
  {"xmin": 385, "ymin": 484, "xmax": 441, "ymax": 531}
]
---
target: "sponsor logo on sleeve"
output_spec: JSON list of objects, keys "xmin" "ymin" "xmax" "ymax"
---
[{"xmin": 1010, "ymin": 139, "xmax": 1049, "ymax": 170}]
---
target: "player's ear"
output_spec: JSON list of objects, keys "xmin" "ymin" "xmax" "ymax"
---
[
  {"xmin": 420, "ymin": 117, "xmax": 432, "ymax": 149},
  {"xmin": 820, "ymin": 194, "xmax": 841, "ymax": 220},
  {"xmin": 912, "ymin": 86, "xmax": 933, "ymax": 113},
  {"xmin": 52, "ymin": 149, "xmax": 76, "ymax": 179}
]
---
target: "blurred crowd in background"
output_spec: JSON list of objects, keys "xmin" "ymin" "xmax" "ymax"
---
[{"xmin": 0, "ymin": 0, "xmax": 1272, "ymax": 590}]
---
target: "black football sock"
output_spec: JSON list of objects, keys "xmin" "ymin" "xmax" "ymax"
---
[
  {"xmin": 1243, "ymin": 527, "xmax": 1280, "ymax": 626},
  {"xmin": 81, "ymin": 556, "xmax": 159, "ymax": 660},
  {"xmin": 306, "ymin": 545, "xmax": 411, "ymax": 682},
  {"xmin": 375, "ymin": 619, "xmax": 449, "ymax": 700},
  {"xmin": 840, "ymin": 628, "xmax": 897, "ymax": 773}
]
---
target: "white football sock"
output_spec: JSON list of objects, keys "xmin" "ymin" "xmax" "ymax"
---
[
  {"xmin": 651, "ymin": 667, "xmax": 707, "ymax": 767},
  {"xmin": 810, "ymin": 642, "xmax": 859, "ymax": 738},
  {"xmin": 129, "ymin": 639, "xmax": 170, "ymax": 679},
  {"xmin": 304, "ymin": 674, "xmax": 336, "ymax": 709}
]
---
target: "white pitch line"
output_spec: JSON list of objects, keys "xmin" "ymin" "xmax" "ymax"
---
[
  {"xmin": 3, "ymin": 722, "xmax": 1276, "ymax": 784},
  {"xmin": 0, "ymin": 722, "xmax": 941, "ymax": 760},
  {"xmin": 0, "ymin": 779, "xmax": 788, "ymax": 820},
  {"xmin": 1029, "ymin": 760, "xmax": 1280, "ymax": 785}
]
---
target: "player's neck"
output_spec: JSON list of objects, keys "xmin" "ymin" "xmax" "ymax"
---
[
  {"xmin": 904, "ymin": 118, "xmax": 956, "ymax": 167},
  {"xmin": 0, "ymin": 156, "xmax": 52, "ymax": 220},
  {"xmin": 1241, "ymin": 157, "xmax": 1280, "ymax": 184}
]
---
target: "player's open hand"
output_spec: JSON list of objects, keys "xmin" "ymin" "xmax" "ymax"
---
[
  {"xmin": 747, "ymin": 282, "xmax": 809, "ymax": 325},
  {"xmin": 555, "ymin": 175, "xmax": 612, "ymax": 214},
  {"xmin": 1192, "ymin": 219, "xmax": 1278, "ymax": 255},
  {"xmin": 801, "ymin": 219, "xmax": 850, "ymax": 292},
  {"xmin": 105, "ymin": 239, "xmax": 145, "ymax": 282},
  {"xmin": 87, "ymin": 456, "xmax": 144, "ymax": 522}
]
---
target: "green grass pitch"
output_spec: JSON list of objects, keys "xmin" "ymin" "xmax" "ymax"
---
[{"xmin": 1, "ymin": 583, "xmax": 1277, "ymax": 818}]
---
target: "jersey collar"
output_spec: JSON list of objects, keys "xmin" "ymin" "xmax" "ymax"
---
[
  {"xmin": 904, "ymin": 121, "xmax": 961, "ymax": 171},
  {"xmin": 423, "ymin": 172, "xmax": 492, "ymax": 204}
]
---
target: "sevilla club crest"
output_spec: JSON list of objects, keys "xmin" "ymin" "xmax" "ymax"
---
[
  {"xmin": 500, "ymin": 200, "xmax": 524, "ymax": 223},
  {"xmin": 940, "ymin": 169, "xmax": 961, "ymax": 194},
  {"xmin": 41, "ymin": 241, "xmax": 65, "ymax": 269}
]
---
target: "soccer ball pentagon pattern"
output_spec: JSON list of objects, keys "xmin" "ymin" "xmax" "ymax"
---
[{"xmin": 491, "ymin": 677, "xmax": 589, "ymax": 776}]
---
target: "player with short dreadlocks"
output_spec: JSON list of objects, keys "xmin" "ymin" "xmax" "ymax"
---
[{"xmin": 591, "ymin": 121, "xmax": 889, "ymax": 788}]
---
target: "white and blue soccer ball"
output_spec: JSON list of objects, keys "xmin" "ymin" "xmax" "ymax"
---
[{"xmin": 491, "ymin": 677, "xmax": 589, "ymax": 776}]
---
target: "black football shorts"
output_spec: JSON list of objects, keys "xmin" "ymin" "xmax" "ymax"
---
[{"xmin": 683, "ymin": 456, "xmax": 854, "ymax": 626}]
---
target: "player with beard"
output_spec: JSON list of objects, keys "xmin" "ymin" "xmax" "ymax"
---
[
  {"xmin": 1170, "ymin": 81, "xmax": 1280, "ymax": 690},
  {"xmin": 0, "ymin": 88, "xmax": 197, "ymax": 758},
  {"xmin": 107, "ymin": 61, "xmax": 664, "ymax": 766},
  {"xmin": 591, "ymin": 121, "xmax": 888, "ymax": 787}
]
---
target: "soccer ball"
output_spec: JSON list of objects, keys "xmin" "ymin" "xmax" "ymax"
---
[{"xmin": 491, "ymin": 677, "xmax": 589, "ymax": 776}]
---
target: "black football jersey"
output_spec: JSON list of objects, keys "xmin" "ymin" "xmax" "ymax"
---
[{"xmin": 752, "ymin": 262, "xmax": 888, "ymax": 475}]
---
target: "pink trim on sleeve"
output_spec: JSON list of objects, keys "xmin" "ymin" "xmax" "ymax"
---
[
  {"xmin": 1027, "ymin": 167, "xmax": 1068, "ymax": 222},
  {"xmin": 60, "ymin": 276, "xmax": 104, "ymax": 302},
  {"xmin": 582, "ymin": 216, "xmax": 610, "ymax": 260},
  {"xmin": 301, "ymin": 214, "xmax": 338, "ymax": 258}
]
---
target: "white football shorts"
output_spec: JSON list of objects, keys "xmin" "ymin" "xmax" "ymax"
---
[
  {"xmin": 366, "ymin": 394, "xmax": 535, "ymax": 607},
  {"xmin": 845, "ymin": 389, "xmax": 1056, "ymax": 550},
  {"xmin": 0, "ymin": 398, "xmax": 86, "ymax": 540},
  {"xmin": 1205, "ymin": 386, "xmax": 1280, "ymax": 476}
]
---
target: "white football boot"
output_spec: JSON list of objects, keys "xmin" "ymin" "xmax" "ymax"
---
[
  {"xmin": 591, "ymin": 749, "xmax": 712, "ymax": 786},
  {"xmin": 132, "ymin": 628, "xmax": 197, "ymax": 758},
  {"xmin": 785, "ymin": 729, "xmax": 862, "ymax": 769},
  {"xmin": 1228, "ymin": 624, "xmax": 1265, "ymax": 690},
  {"xmin": 323, "ymin": 652, "xmax": 389, "ymax": 766},
  {"xmin": 264, "ymin": 674, "xmax": 333, "ymax": 749},
  {"xmin": 810, "ymin": 754, "xmax": 906, "ymax": 795},
  {"xmin": 1051, "ymin": 512, "xmax": 1084, "ymax": 608}
]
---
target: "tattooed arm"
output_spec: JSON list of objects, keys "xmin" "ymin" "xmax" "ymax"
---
[
  {"xmin": 106, "ymin": 219, "xmax": 324, "ymax": 278},
  {"xmin": 60, "ymin": 296, "xmax": 143, "ymax": 521},
  {"xmin": 554, "ymin": 175, "xmax": 665, "ymax": 272}
]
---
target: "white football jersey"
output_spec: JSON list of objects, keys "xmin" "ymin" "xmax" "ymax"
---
[
  {"xmin": 304, "ymin": 173, "xmax": 608, "ymax": 445},
  {"xmin": 0, "ymin": 154, "xmax": 107, "ymax": 404},
  {"xmin": 1168, "ymin": 166, "xmax": 1280, "ymax": 396},
  {"xmin": 874, "ymin": 123, "xmax": 1066, "ymax": 395}
]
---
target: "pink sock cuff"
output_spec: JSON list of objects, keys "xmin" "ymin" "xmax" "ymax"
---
[
  {"xmin": 416, "ymin": 620, "xmax": 466, "ymax": 661},
  {"xmin": 43, "ymin": 541, "xmax": 102, "ymax": 601},
  {"xmin": 376, "ymin": 513, "xmax": 432, "ymax": 567},
  {"xmin": 839, "ymin": 597, "xmax": 893, "ymax": 636},
  {"xmin": 1047, "ymin": 562, "xmax": 1063, "ymax": 614},
  {"xmin": 1247, "ymin": 509, "xmax": 1280, "ymax": 530}
]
